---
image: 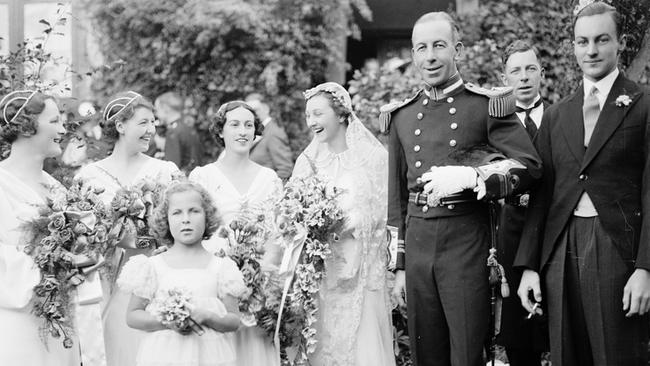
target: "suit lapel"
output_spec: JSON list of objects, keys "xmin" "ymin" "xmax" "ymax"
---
[
  {"xmin": 559, "ymin": 87, "xmax": 586, "ymax": 164},
  {"xmin": 581, "ymin": 75, "xmax": 642, "ymax": 172}
]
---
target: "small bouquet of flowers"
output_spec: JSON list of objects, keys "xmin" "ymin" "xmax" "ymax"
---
[
  {"xmin": 22, "ymin": 179, "xmax": 114, "ymax": 348},
  {"xmin": 149, "ymin": 288, "xmax": 205, "ymax": 336},
  {"xmin": 218, "ymin": 206, "xmax": 273, "ymax": 327},
  {"xmin": 274, "ymin": 175, "xmax": 345, "ymax": 363},
  {"xmin": 109, "ymin": 179, "xmax": 163, "ymax": 250}
]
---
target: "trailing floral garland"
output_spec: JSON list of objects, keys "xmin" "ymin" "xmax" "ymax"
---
[
  {"xmin": 275, "ymin": 174, "xmax": 345, "ymax": 364},
  {"xmin": 22, "ymin": 180, "xmax": 114, "ymax": 348},
  {"xmin": 217, "ymin": 207, "xmax": 273, "ymax": 327}
]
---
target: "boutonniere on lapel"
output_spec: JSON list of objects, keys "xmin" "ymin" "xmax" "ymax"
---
[{"xmin": 615, "ymin": 94, "xmax": 632, "ymax": 107}]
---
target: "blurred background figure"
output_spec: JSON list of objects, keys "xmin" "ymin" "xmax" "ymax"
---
[
  {"xmin": 245, "ymin": 92, "xmax": 294, "ymax": 181},
  {"xmin": 154, "ymin": 91, "xmax": 203, "ymax": 172}
]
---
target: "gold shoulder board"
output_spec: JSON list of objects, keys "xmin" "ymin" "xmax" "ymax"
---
[
  {"xmin": 379, "ymin": 90, "xmax": 422, "ymax": 134},
  {"xmin": 465, "ymin": 83, "xmax": 516, "ymax": 118}
]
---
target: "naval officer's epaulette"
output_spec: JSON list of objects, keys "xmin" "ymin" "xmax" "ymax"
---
[
  {"xmin": 379, "ymin": 89, "xmax": 422, "ymax": 134},
  {"xmin": 464, "ymin": 83, "xmax": 516, "ymax": 118}
]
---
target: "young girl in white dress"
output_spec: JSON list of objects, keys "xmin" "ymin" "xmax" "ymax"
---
[
  {"xmin": 118, "ymin": 181, "xmax": 246, "ymax": 366},
  {"xmin": 189, "ymin": 101, "xmax": 282, "ymax": 366},
  {"xmin": 74, "ymin": 91, "xmax": 180, "ymax": 366},
  {"xmin": 0, "ymin": 90, "xmax": 80, "ymax": 366}
]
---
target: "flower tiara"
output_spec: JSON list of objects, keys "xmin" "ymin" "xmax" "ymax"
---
[
  {"xmin": 573, "ymin": 0, "xmax": 597, "ymax": 16},
  {"xmin": 0, "ymin": 90, "xmax": 38, "ymax": 126},
  {"xmin": 304, "ymin": 82, "xmax": 352, "ymax": 114},
  {"xmin": 102, "ymin": 91, "xmax": 142, "ymax": 122}
]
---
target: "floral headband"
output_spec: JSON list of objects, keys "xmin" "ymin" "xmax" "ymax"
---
[
  {"xmin": 573, "ymin": 0, "xmax": 597, "ymax": 16},
  {"xmin": 102, "ymin": 91, "xmax": 142, "ymax": 122},
  {"xmin": 0, "ymin": 90, "xmax": 38, "ymax": 126},
  {"xmin": 304, "ymin": 82, "xmax": 353, "ymax": 115}
]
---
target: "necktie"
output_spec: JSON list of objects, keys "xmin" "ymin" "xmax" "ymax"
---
[
  {"xmin": 515, "ymin": 98, "xmax": 543, "ymax": 139},
  {"xmin": 583, "ymin": 86, "xmax": 600, "ymax": 147}
]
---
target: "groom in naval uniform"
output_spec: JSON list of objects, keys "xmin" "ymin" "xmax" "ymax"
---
[
  {"xmin": 515, "ymin": 2, "xmax": 650, "ymax": 365},
  {"xmin": 386, "ymin": 11, "xmax": 542, "ymax": 366}
]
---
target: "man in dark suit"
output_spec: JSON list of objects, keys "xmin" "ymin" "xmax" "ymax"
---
[
  {"xmin": 245, "ymin": 93, "xmax": 294, "ymax": 180},
  {"xmin": 155, "ymin": 91, "xmax": 203, "ymax": 172},
  {"xmin": 496, "ymin": 40, "xmax": 549, "ymax": 366},
  {"xmin": 386, "ymin": 11, "xmax": 542, "ymax": 366},
  {"xmin": 515, "ymin": 3, "xmax": 650, "ymax": 365}
]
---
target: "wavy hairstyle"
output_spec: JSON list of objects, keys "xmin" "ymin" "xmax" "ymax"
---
[
  {"xmin": 0, "ymin": 91, "xmax": 55, "ymax": 145},
  {"xmin": 208, "ymin": 100, "xmax": 264, "ymax": 145},
  {"xmin": 149, "ymin": 180, "xmax": 221, "ymax": 247},
  {"xmin": 100, "ymin": 91, "xmax": 154, "ymax": 144}
]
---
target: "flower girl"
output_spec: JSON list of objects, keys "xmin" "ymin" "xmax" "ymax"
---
[{"xmin": 117, "ymin": 181, "xmax": 247, "ymax": 366}]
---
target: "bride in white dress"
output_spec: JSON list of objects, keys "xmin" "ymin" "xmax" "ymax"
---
[
  {"xmin": 292, "ymin": 82, "xmax": 395, "ymax": 366},
  {"xmin": 0, "ymin": 90, "xmax": 80, "ymax": 366},
  {"xmin": 190, "ymin": 100, "xmax": 282, "ymax": 366},
  {"xmin": 75, "ymin": 91, "xmax": 179, "ymax": 366}
]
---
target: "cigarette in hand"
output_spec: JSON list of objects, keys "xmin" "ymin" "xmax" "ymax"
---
[{"xmin": 527, "ymin": 302, "xmax": 541, "ymax": 319}]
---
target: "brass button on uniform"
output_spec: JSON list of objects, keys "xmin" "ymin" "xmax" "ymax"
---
[
  {"xmin": 422, "ymin": 205, "xmax": 429, "ymax": 213},
  {"xmin": 417, "ymin": 112, "xmax": 424, "ymax": 120},
  {"xmin": 423, "ymin": 99, "xmax": 429, "ymax": 106},
  {"xmin": 447, "ymin": 204, "xmax": 455, "ymax": 210},
  {"xmin": 449, "ymin": 107, "xmax": 457, "ymax": 115},
  {"xmin": 449, "ymin": 139, "xmax": 457, "ymax": 147},
  {"xmin": 414, "ymin": 129, "xmax": 421, "ymax": 136},
  {"xmin": 414, "ymin": 145, "xmax": 421, "ymax": 152},
  {"xmin": 447, "ymin": 97, "xmax": 454, "ymax": 103},
  {"xmin": 450, "ymin": 123, "xmax": 458, "ymax": 130},
  {"xmin": 579, "ymin": 174, "xmax": 587, "ymax": 181},
  {"xmin": 415, "ymin": 161, "xmax": 422, "ymax": 168}
]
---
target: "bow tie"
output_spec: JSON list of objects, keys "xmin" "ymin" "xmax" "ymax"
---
[{"xmin": 516, "ymin": 98, "xmax": 543, "ymax": 114}]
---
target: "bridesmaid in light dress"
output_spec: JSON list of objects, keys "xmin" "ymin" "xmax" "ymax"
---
[
  {"xmin": 190, "ymin": 101, "xmax": 283, "ymax": 366},
  {"xmin": 75, "ymin": 91, "xmax": 180, "ymax": 366},
  {"xmin": 0, "ymin": 90, "xmax": 80, "ymax": 366}
]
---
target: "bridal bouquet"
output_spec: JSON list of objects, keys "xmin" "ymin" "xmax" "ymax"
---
[
  {"xmin": 218, "ymin": 206, "xmax": 273, "ymax": 327},
  {"xmin": 109, "ymin": 179, "xmax": 163, "ymax": 250},
  {"xmin": 275, "ymin": 175, "xmax": 345, "ymax": 363},
  {"xmin": 22, "ymin": 179, "xmax": 113, "ymax": 348},
  {"xmin": 149, "ymin": 288, "xmax": 204, "ymax": 335}
]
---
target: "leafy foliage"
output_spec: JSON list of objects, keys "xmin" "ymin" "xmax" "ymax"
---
[{"xmin": 80, "ymin": 0, "xmax": 371, "ymax": 162}]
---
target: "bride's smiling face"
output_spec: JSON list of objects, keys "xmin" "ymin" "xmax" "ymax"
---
[{"xmin": 305, "ymin": 94, "xmax": 346, "ymax": 144}]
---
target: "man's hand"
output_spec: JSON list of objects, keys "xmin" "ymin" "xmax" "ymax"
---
[
  {"xmin": 517, "ymin": 269, "xmax": 543, "ymax": 315},
  {"xmin": 623, "ymin": 268, "xmax": 650, "ymax": 317},
  {"xmin": 420, "ymin": 166, "xmax": 478, "ymax": 205},
  {"xmin": 392, "ymin": 270, "xmax": 407, "ymax": 310}
]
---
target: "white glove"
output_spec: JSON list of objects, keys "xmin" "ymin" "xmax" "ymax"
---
[{"xmin": 420, "ymin": 166, "xmax": 478, "ymax": 206}]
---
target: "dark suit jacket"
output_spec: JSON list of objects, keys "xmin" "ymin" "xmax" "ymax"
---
[
  {"xmin": 165, "ymin": 119, "xmax": 203, "ymax": 172},
  {"xmin": 515, "ymin": 74, "xmax": 650, "ymax": 272},
  {"xmin": 249, "ymin": 119, "xmax": 294, "ymax": 180}
]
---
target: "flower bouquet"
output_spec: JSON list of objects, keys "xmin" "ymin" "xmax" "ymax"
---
[
  {"xmin": 274, "ymin": 175, "xmax": 345, "ymax": 363},
  {"xmin": 149, "ymin": 288, "xmax": 204, "ymax": 336},
  {"xmin": 22, "ymin": 179, "xmax": 114, "ymax": 348},
  {"xmin": 109, "ymin": 179, "xmax": 163, "ymax": 250},
  {"xmin": 217, "ymin": 206, "xmax": 273, "ymax": 327}
]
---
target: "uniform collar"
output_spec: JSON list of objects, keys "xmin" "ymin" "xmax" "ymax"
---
[{"xmin": 424, "ymin": 73, "xmax": 464, "ymax": 101}]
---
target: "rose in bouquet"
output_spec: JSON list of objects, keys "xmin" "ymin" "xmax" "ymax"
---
[
  {"xmin": 109, "ymin": 179, "xmax": 164, "ymax": 250},
  {"xmin": 274, "ymin": 175, "xmax": 345, "ymax": 363},
  {"xmin": 22, "ymin": 179, "xmax": 114, "ymax": 348},
  {"xmin": 149, "ymin": 287, "xmax": 204, "ymax": 335},
  {"xmin": 217, "ymin": 206, "xmax": 273, "ymax": 327}
]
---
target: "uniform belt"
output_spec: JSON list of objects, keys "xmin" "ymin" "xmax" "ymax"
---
[
  {"xmin": 408, "ymin": 190, "xmax": 477, "ymax": 206},
  {"xmin": 504, "ymin": 193, "xmax": 529, "ymax": 208}
]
